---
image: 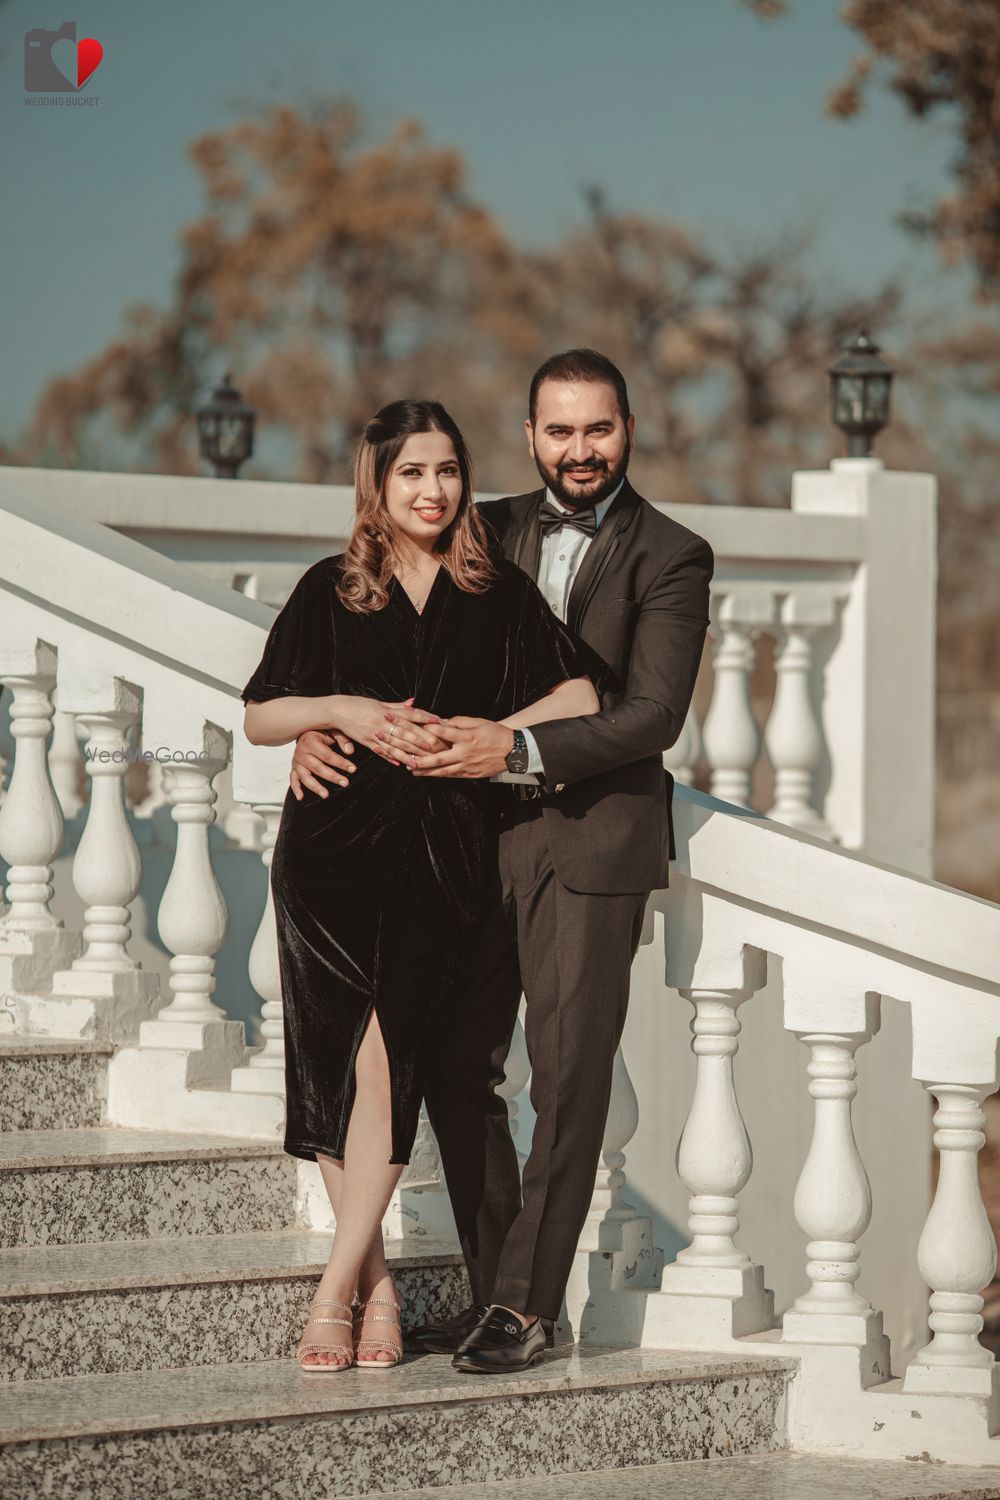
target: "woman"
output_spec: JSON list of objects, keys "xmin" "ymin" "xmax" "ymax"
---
[{"xmin": 241, "ymin": 400, "xmax": 610, "ymax": 1373}]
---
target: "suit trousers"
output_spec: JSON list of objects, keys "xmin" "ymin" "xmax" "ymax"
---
[{"xmin": 424, "ymin": 800, "xmax": 648, "ymax": 1321}]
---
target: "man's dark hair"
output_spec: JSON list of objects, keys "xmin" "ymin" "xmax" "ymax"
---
[{"xmin": 528, "ymin": 348, "xmax": 630, "ymax": 426}]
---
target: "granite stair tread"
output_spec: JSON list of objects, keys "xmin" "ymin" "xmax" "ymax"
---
[
  {"xmin": 0, "ymin": 1227, "xmax": 461, "ymax": 1295},
  {"xmin": 0, "ymin": 1345, "xmax": 794, "ymax": 1445},
  {"xmin": 0, "ymin": 1035, "xmax": 114, "ymax": 1056},
  {"xmin": 374, "ymin": 1453, "xmax": 1000, "ymax": 1499},
  {"xmin": 0, "ymin": 1125, "xmax": 287, "ymax": 1170}
]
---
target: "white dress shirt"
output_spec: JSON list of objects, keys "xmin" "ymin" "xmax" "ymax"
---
[{"xmin": 520, "ymin": 482, "xmax": 622, "ymax": 774}]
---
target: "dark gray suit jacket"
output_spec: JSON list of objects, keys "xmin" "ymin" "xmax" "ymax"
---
[{"xmin": 478, "ymin": 481, "xmax": 713, "ymax": 895}]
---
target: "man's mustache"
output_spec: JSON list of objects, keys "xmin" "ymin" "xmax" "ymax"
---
[{"xmin": 556, "ymin": 460, "xmax": 608, "ymax": 475}]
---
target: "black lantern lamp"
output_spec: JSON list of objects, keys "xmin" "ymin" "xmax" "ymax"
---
[
  {"xmin": 827, "ymin": 329, "xmax": 894, "ymax": 458},
  {"xmin": 196, "ymin": 373, "xmax": 256, "ymax": 478}
]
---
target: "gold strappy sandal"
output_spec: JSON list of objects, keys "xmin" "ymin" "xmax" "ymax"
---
[
  {"xmin": 297, "ymin": 1296, "xmax": 355, "ymax": 1374},
  {"xmin": 354, "ymin": 1288, "xmax": 404, "ymax": 1371}
]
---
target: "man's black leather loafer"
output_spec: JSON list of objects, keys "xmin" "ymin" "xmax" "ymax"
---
[
  {"xmin": 407, "ymin": 1303, "xmax": 488, "ymax": 1354},
  {"xmin": 452, "ymin": 1306, "xmax": 549, "ymax": 1373}
]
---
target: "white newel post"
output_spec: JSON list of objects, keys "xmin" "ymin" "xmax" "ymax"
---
[
  {"xmin": 231, "ymin": 802, "xmax": 285, "ymax": 1094},
  {"xmin": 903, "ymin": 1083, "xmax": 999, "ymax": 1400},
  {"xmin": 643, "ymin": 907, "xmax": 772, "ymax": 1348},
  {"xmin": 791, "ymin": 457, "xmax": 936, "ymax": 874},
  {"xmin": 0, "ymin": 652, "xmax": 63, "ymax": 933},
  {"xmin": 702, "ymin": 593, "xmax": 772, "ymax": 808},
  {"xmin": 765, "ymin": 591, "xmax": 835, "ymax": 837}
]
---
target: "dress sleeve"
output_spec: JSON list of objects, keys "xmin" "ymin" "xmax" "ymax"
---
[
  {"xmin": 240, "ymin": 562, "xmax": 337, "ymax": 705},
  {"xmin": 509, "ymin": 567, "xmax": 617, "ymax": 707}
]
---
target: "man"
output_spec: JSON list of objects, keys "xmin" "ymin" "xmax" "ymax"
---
[{"xmin": 289, "ymin": 349, "xmax": 713, "ymax": 1371}]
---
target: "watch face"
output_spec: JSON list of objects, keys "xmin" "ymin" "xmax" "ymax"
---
[{"xmin": 506, "ymin": 732, "xmax": 529, "ymax": 773}]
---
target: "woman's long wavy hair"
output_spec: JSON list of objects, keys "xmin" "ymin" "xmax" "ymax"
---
[{"xmin": 337, "ymin": 400, "xmax": 497, "ymax": 614}]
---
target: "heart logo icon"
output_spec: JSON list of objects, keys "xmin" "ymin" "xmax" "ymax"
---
[{"xmin": 49, "ymin": 35, "xmax": 103, "ymax": 89}]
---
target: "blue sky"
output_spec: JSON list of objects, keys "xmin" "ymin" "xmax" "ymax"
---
[{"xmin": 1, "ymin": 0, "xmax": 965, "ymax": 438}]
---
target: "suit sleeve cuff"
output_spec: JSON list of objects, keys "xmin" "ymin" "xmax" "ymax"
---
[{"xmin": 521, "ymin": 728, "xmax": 545, "ymax": 775}]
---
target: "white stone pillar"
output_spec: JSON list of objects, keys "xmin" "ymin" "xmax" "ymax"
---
[
  {"xmin": 47, "ymin": 709, "xmax": 85, "ymax": 820},
  {"xmin": 903, "ymin": 1083, "xmax": 999, "ymax": 1400},
  {"xmin": 663, "ymin": 705, "xmax": 701, "ymax": 786},
  {"xmin": 131, "ymin": 758, "xmax": 170, "ymax": 820},
  {"xmin": 0, "ymin": 655, "xmax": 63, "ymax": 933},
  {"xmin": 643, "ymin": 935, "xmax": 773, "ymax": 1348},
  {"xmin": 702, "ymin": 593, "xmax": 773, "ymax": 807},
  {"xmin": 580, "ymin": 1044, "xmax": 641, "ymax": 1249},
  {"xmin": 497, "ymin": 1007, "xmax": 531, "ymax": 1160},
  {"xmin": 144, "ymin": 753, "xmax": 230, "ymax": 1027},
  {"xmin": 791, "ymin": 457, "xmax": 937, "ymax": 874},
  {"xmin": 782, "ymin": 1027, "xmax": 890, "ymax": 1384},
  {"xmin": 65, "ymin": 707, "xmax": 143, "ymax": 971},
  {"xmin": 765, "ymin": 593, "xmax": 836, "ymax": 837},
  {"xmin": 673, "ymin": 988, "xmax": 755, "ymax": 1271},
  {"xmin": 231, "ymin": 803, "xmax": 285, "ymax": 1094}
]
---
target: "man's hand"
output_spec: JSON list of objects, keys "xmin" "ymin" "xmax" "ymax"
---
[
  {"xmin": 405, "ymin": 718, "xmax": 515, "ymax": 779},
  {"xmin": 289, "ymin": 700, "xmax": 450, "ymax": 799},
  {"xmin": 290, "ymin": 729, "xmax": 356, "ymax": 800}
]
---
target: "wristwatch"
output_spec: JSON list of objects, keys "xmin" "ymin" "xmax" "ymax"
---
[{"xmin": 505, "ymin": 729, "xmax": 530, "ymax": 775}]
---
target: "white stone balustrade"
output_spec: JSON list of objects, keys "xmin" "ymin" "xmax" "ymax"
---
[{"xmin": 10, "ymin": 458, "xmax": 1000, "ymax": 1467}]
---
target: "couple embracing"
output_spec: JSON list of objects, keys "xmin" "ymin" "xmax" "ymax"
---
[{"xmin": 241, "ymin": 348, "xmax": 713, "ymax": 1375}]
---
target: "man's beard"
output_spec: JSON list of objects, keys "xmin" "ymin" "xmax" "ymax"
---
[{"xmin": 534, "ymin": 449, "xmax": 629, "ymax": 510}]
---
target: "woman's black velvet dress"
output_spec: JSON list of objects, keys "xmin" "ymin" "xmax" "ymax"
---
[{"xmin": 240, "ymin": 555, "xmax": 608, "ymax": 1166}]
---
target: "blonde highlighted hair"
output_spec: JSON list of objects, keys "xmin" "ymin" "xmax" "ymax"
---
[{"xmin": 337, "ymin": 400, "xmax": 497, "ymax": 613}]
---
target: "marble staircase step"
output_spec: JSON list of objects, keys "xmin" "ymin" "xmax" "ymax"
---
[
  {"xmin": 0, "ymin": 1345, "xmax": 793, "ymax": 1499},
  {"xmin": 0, "ymin": 1125, "xmax": 298, "ymax": 1247},
  {"xmin": 0, "ymin": 1035, "xmax": 111, "ymax": 1129},
  {"xmin": 0, "ymin": 1229, "xmax": 468, "ymax": 1381},
  {"xmin": 375, "ymin": 1453, "xmax": 1000, "ymax": 1499}
]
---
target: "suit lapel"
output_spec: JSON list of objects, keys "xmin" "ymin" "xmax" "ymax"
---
[
  {"xmin": 511, "ymin": 489, "xmax": 545, "ymax": 579},
  {"xmin": 566, "ymin": 481, "xmax": 641, "ymax": 631}
]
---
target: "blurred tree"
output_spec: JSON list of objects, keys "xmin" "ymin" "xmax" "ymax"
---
[
  {"xmin": 22, "ymin": 103, "xmax": 516, "ymax": 480},
  {"xmin": 746, "ymin": 1, "xmax": 1000, "ymax": 302},
  {"xmin": 13, "ymin": 101, "xmax": 897, "ymax": 503}
]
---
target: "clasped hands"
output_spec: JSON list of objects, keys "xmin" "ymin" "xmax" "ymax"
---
[{"xmin": 289, "ymin": 696, "xmax": 515, "ymax": 801}]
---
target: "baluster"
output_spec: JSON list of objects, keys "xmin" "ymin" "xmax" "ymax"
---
[
  {"xmin": 231, "ymin": 803, "xmax": 285, "ymax": 1092},
  {"xmin": 583, "ymin": 1044, "xmax": 640, "ymax": 1243},
  {"xmin": 47, "ymin": 709, "xmax": 85, "ymax": 820},
  {"xmin": 903, "ymin": 1083, "xmax": 998, "ymax": 1397},
  {"xmin": 149, "ymin": 752, "xmax": 230, "ymax": 1024},
  {"xmin": 644, "ymin": 940, "xmax": 772, "ymax": 1347},
  {"xmin": 673, "ymin": 988, "xmax": 755, "ymax": 1270},
  {"xmin": 64, "ymin": 706, "xmax": 142, "ymax": 970},
  {"xmin": 0, "ymin": 658, "xmax": 63, "ymax": 933},
  {"xmin": 497, "ymin": 1009, "xmax": 531, "ymax": 1160},
  {"xmin": 702, "ymin": 594, "xmax": 772, "ymax": 807},
  {"xmin": 131, "ymin": 758, "xmax": 170, "ymax": 820},
  {"xmin": 782, "ymin": 1028, "xmax": 886, "ymax": 1365},
  {"xmin": 765, "ymin": 594, "xmax": 834, "ymax": 836},
  {"xmin": 663, "ymin": 704, "xmax": 701, "ymax": 786}
]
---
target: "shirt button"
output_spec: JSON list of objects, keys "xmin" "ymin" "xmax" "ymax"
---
[{"xmin": 558, "ymin": 553, "xmax": 565, "ymax": 561}]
